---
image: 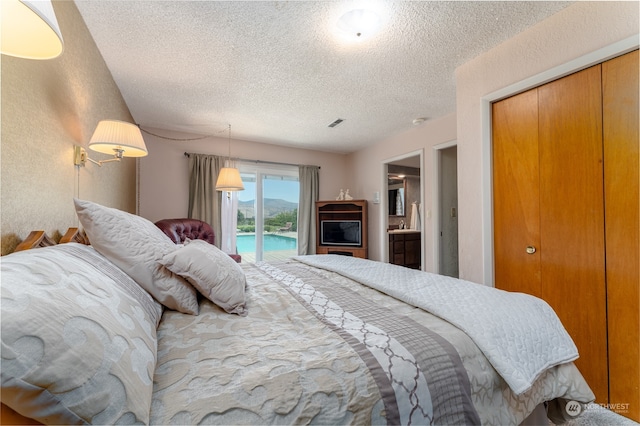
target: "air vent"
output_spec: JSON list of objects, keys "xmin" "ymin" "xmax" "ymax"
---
[{"xmin": 328, "ymin": 118, "xmax": 344, "ymax": 128}]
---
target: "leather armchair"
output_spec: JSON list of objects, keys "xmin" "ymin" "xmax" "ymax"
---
[{"xmin": 155, "ymin": 218, "xmax": 241, "ymax": 263}]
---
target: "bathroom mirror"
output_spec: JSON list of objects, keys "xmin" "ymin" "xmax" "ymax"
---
[{"xmin": 388, "ymin": 177, "xmax": 406, "ymax": 216}]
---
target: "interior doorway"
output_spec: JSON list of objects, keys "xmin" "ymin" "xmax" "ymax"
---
[
  {"xmin": 435, "ymin": 144, "xmax": 459, "ymax": 277},
  {"xmin": 381, "ymin": 150, "xmax": 424, "ymax": 269}
]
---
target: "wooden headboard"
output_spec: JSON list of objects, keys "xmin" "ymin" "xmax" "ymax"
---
[
  {"xmin": 13, "ymin": 228, "xmax": 89, "ymax": 253},
  {"xmin": 1, "ymin": 404, "xmax": 42, "ymax": 425}
]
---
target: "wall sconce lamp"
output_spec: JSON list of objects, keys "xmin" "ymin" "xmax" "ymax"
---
[
  {"xmin": 215, "ymin": 124, "xmax": 244, "ymax": 193},
  {"xmin": 1, "ymin": 0, "xmax": 64, "ymax": 60},
  {"xmin": 74, "ymin": 120, "xmax": 148, "ymax": 167}
]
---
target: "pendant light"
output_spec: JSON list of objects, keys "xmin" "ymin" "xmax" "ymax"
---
[{"xmin": 215, "ymin": 124, "xmax": 244, "ymax": 192}]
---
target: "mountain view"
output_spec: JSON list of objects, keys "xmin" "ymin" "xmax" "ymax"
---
[{"xmin": 238, "ymin": 198, "xmax": 297, "ymax": 219}]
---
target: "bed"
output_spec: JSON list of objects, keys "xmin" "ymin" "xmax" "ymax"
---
[{"xmin": 0, "ymin": 199, "xmax": 595, "ymax": 425}]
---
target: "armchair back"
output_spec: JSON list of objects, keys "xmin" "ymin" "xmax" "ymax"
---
[{"xmin": 155, "ymin": 218, "xmax": 215, "ymax": 245}]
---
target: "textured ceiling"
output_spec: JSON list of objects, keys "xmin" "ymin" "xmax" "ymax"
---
[{"xmin": 75, "ymin": 1, "xmax": 571, "ymax": 153}]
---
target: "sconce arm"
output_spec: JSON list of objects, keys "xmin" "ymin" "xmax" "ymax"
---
[
  {"xmin": 74, "ymin": 145, "xmax": 123, "ymax": 167},
  {"xmin": 87, "ymin": 157, "xmax": 121, "ymax": 167}
]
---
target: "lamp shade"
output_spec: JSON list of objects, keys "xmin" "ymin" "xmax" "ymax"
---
[
  {"xmin": 1, "ymin": 0, "xmax": 64, "ymax": 59},
  {"xmin": 89, "ymin": 120, "xmax": 148, "ymax": 158},
  {"xmin": 216, "ymin": 167, "xmax": 245, "ymax": 192}
]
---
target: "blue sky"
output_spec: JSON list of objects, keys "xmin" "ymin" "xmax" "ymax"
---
[{"xmin": 238, "ymin": 180, "xmax": 299, "ymax": 203}]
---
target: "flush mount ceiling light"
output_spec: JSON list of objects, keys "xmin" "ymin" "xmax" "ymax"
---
[
  {"xmin": 336, "ymin": 9, "xmax": 381, "ymax": 40},
  {"xmin": 1, "ymin": 0, "xmax": 64, "ymax": 59}
]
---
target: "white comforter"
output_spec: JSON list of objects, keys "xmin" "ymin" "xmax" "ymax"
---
[{"xmin": 295, "ymin": 255, "xmax": 579, "ymax": 395}]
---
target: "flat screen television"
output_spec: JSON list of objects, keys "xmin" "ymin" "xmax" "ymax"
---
[{"xmin": 320, "ymin": 220, "xmax": 362, "ymax": 246}]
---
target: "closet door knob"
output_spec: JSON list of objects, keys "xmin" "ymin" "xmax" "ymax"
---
[{"xmin": 526, "ymin": 246, "xmax": 537, "ymax": 254}]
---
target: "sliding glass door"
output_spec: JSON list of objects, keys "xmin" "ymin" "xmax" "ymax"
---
[{"xmin": 237, "ymin": 163, "xmax": 299, "ymax": 262}]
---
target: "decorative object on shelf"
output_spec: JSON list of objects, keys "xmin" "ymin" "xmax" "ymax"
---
[
  {"xmin": 336, "ymin": 189, "xmax": 344, "ymax": 200},
  {"xmin": 74, "ymin": 120, "xmax": 148, "ymax": 167},
  {"xmin": 1, "ymin": 0, "xmax": 64, "ymax": 60},
  {"xmin": 344, "ymin": 189, "xmax": 353, "ymax": 200},
  {"xmin": 216, "ymin": 124, "xmax": 244, "ymax": 192}
]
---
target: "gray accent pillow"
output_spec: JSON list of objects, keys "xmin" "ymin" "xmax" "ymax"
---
[
  {"xmin": 159, "ymin": 239, "xmax": 248, "ymax": 316},
  {"xmin": 1, "ymin": 244, "xmax": 163, "ymax": 424},
  {"xmin": 74, "ymin": 198, "xmax": 199, "ymax": 315}
]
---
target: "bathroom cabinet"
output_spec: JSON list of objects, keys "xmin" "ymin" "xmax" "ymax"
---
[{"xmin": 388, "ymin": 231, "xmax": 421, "ymax": 269}]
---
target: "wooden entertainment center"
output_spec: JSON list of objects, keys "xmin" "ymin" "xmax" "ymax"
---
[{"xmin": 316, "ymin": 200, "xmax": 368, "ymax": 259}]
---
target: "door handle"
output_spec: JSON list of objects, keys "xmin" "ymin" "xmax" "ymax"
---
[{"xmin": 526, "ymin": 246, "xmax": 536, "ymax": 254}]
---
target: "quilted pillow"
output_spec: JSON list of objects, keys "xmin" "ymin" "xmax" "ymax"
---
[
  {"xmin": 159, "ymin": 239, "xmax": 248, "ymax": 316},
  {"xmin": 74, "ymin": 198, "xmax": 199, "ymax": 315},
  {"xmin": 1, "ymin": 244, "xmax": 163, "ymax": 425}
]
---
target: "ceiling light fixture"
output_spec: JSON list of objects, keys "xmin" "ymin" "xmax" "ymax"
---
[
  {"xmin": 74, "ymin": 120, "xmax": 148, "ymax": 167},
  {"xmin": 337, "ymin": 9, "xmax": 381, "ymax": 40},
  {"xmin": 1, "ymin": 0, "xmax": 64, "ymax": 60},
  {"xmin": 215, "ymin": 124, "xmax": 244, "ymax": 192}
]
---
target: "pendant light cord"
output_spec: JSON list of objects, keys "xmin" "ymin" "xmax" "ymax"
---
[
  {"xmin": 227, "ymin": 124, "xmax": 232, "ymax": 161},
  {"xmin": 139, "ymin": 125, "xmax": 227, "ymax": 141}
]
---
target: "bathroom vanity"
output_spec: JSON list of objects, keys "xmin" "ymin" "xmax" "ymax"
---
[{"xmin": 388, "ymin": 229, "xmax": 421, "ymax": 270}]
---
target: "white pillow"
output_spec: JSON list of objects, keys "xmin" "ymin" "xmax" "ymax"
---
[
  {"xmin": 74, "ymin": 198, "xmax": 199, "ymax": 315},
  {"xmin": 159, "ymin": 239, "xmax": 248, "ymax": 316},
  {"xmin": 1, "ymin": 244, "xmax": 163, "ymax": 424}
]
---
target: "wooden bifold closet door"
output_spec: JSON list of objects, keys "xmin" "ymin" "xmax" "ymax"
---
[
  {"xmin": 492, "ymin": 50, "xmax": 639, "ymax": 421},
  {"xmin": 493, "ymin": 64, "xmax": 608, "ymax": 404},
  {"xmin": 602, "ymin": 50, "xmax": 639, "ymax": 420}
]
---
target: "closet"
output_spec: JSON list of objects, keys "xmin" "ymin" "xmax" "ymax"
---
[{"xmin": 492, "ymin": 50, "xmax": 638, "ymax": 421}]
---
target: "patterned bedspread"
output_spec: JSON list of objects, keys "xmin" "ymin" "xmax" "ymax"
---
[
  {"xmin": 151, "ymin": 259, "xmax": 594, "ymax": 425},
  {"xmin": 294, "ymin": 255, "xmax": 579, "ymax": 395}
]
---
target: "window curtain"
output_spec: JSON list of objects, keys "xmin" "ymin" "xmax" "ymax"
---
[
  {"xmin": 297, "ymin": 165, "xmax": 319, "ymax": 255},
  {"xmin": 220, "ymin": 160, "xmax": 239, "ymax": 255},
  {"xmin": 187, "ymin": 153, "xmax": 224, "ymax": 248}
]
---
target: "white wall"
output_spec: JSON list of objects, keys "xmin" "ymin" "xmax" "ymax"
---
[
  {"xmin": 347, "ymin": 113, "xmax": 457, "ymax": 269},
  {"xmin": 139, "ymin": 128, "xmax": 349, "ymax": 222},
  {"xmin": 0, "ymin": 0, "xmax": 137, "ymax": 254},
  {"xmin": 349, "ymin": 1, "xmax": 639, "ymax": 284},
  {"xmin": 455, "ymin": 1, "xmax": 638, "ymax": 284}
]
